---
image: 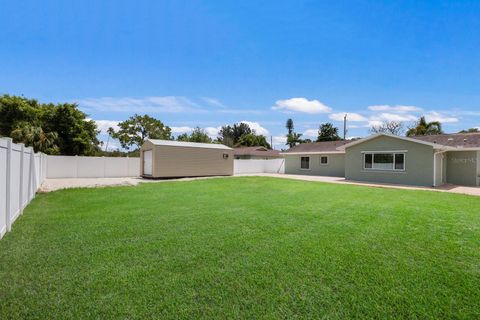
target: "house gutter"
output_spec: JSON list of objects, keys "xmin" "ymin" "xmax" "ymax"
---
[{"xmin": 433, "ymin": 150, "xmax": 447, "ymax": 187}]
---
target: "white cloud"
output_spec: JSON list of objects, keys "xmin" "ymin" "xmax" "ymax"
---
[
  {"xmin": 202, "ymin": 97, "xmax": 227, "ymax": 108},
  {"xmin": 368, "ymin": 105, "xmax": 423, "ymax": 113},
  {"xmin": 93, "ymin": 119, "xmax": 120, "ymax": 134},
  {"xmin": 217, "ymin": 109, "xmax": 266, "ymax": 115},
  {"xmin": 425, "ymin": 112, "xmax": 459, "ymax": 123},
  {"xmin": 303, "ymin": 129, "xmax": 318, "ymax": 137},
  {"xmin": 367, "ymin": 120, "xmax": 384, "ymax": 128},
  {"xmin": 272, "ymin": 97, "xmax": 332, "ymax": 114},
  {"xmin": 101, "ymin": 139, "xmax": 123, "ymax": 151},
  {"xmin": 366, "ymin": 112, "xmax": 418, "ymax": 128},
  {"xmin": 205, "ymin": 126, "xmax": 222, "ymax": 139},
  {"xmin": 171, "ymin": 126, "xmax": 194, "ymax": 134},
  {"xmin": 78, "ymin": 96, "xmax": 206, "ymax": 113},
  {"xmin": 240, "ymin": 121, "xmax": 269, "ymax": 136},
  {"xmin": 371, "ymin": 113, "xmax": 417, "ymax": 122},
  {"xmin": 329, "ymin": 112, "xmax": 367, "ymax": 122},
  {"xmin": 272, "ymin": 135, "xmax": 287, "ymax": 145}
]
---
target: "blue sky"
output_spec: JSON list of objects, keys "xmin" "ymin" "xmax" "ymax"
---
[{"xmin": 2, "ymin": 0, "xmax": 480, "ymax": 150}]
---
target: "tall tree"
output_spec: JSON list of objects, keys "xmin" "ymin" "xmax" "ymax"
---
[
  {"xmin": 109, "ymin": 114, "xmax": 172, "ymax": 150},
  {"xmin": 458, "ymin": 128, "xmax": 479, "ymax": 133},
  {"xmin": 235, "ymin": 133, "xmax": 270, "ymax": 148},
  {"xmin": 286, "ymin": 118, "xmax": 294, "ymax": 135},
  {"xmin": 286, "ymin": 132, "xmax": 303, "ymax": 148},
  {"xmin": 218, "ymin": 123, "xmax": 253, "ymax": 147},
  {"xmin": 11, "ymin": 123, "xmax": 59, "ymax": 154},
  {"xmin": 317, "ymin": 123, "xmax": 341, "ymax": 142},
  {"xmin": 406, "ymin": 116, "xmax": 443, "ymax": 136},
  {"xmin": 370, "ymin": 121, "xmax": 404, "ymax": 135},
  {"xmin": 0, "ymin": 94, "xmax": 100, "ymax": 155},
  {"xmin": 177, "ymin": 127, "xmax": 212, "ymax": 143},
  {"xmin": 0, "ymin": 95, "xmax": 41, "ymax": 137},
  {"xmin": 285, "ymin": 118, "xmax": 302, "ymax": 148},
  {"xmin": 43, "ymin": 103, "xmax": 100, "ymax": 155}
]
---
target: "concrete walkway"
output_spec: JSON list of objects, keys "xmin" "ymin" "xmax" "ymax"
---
[
  {"xmin": 40, "ymin": 174, "xmax": 480, "ymax": 196},
  {"xmin": 238, "ymin": 173, "xmax": 480, "ymax": 196}
]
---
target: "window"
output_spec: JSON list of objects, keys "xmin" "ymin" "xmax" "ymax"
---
[
  {"xmin": 363, "ymin": 152, "xmax": 405, "ymax": 171},
  {"xmin": 320, "ymin": 156, "xmax": 328, "ymax": 165},
  {"xmin": 223, "ymin": 153, "xmax": 229, "ymax": 159},
  {"xmin": 300, "ymin": 157, "xmax": 310, "ymax": 169},
  {"xmin": 394, "ymin": 153, "xmax": 405, "ymax": 170},
  {"xmin": 364, "ymin": 154, "xmax": 373, "ymax": 169}
]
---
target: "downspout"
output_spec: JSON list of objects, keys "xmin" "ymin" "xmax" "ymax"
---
[{"xmin": 433, "ymin": 150, "xmax": 446, "ymax": 187}]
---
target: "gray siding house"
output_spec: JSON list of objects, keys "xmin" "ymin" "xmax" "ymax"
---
[
  {"xmin": 282, "ymin": 133, "xmax": 480, "ymax": 187},
  {"xmin": 282, "ymin": 141, "xmax": 348, "ymax": 177}
]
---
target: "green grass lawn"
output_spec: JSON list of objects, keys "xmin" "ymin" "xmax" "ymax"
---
[{"xmin": 1, "ymin": 177, "xmax": 479, "ymax": 319}]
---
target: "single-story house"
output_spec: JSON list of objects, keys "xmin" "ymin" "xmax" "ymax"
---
[
  {"xmin": 140, "ymin": 139, "xmax": 233, "ymax": 178},
  {"xmin": 282, "ymin": 133, "xmax": 480, "ymax": 187},
  {"xmin": 282, "ymin": 140, "xmax": 348, "ymax": 177},
  {"xmin": 234, "ymin": 146, "xmax": 282, "ymax": 160}
]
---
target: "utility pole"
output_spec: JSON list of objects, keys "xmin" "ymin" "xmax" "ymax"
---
[
  {"xmin": 270, "ymin": 136, "xmax": 273, "ymax": 149},
  {"xmin": 343, "ymin": 114, "xmax": 347, "ymax": 140}
]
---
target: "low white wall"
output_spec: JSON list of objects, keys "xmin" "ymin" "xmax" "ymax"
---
[
  {"xmin": 46, "ymin": 155, "xmax": 140, "ymax": 178},
  {"xmin": 234, "ymin": 159, "xmax": 285, "ymax": 175},
  {"xmin": 1, "ymin": 138, "xmax": 46, "ymax": 240}
]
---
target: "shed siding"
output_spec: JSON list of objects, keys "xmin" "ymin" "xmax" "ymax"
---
[
  {"xmin": 147, "ymin": 145, "xmax": 233, "ymax": 178},
  {"xmin": 345, "ymin": 135, "xmax": 434, "ymax": 186},
  {"xmin": 446, "ymin": 151, "xmax": 478, "ymax": 186},
  {"xmin": 284, "ymin": 154, "xmax": 345, "ymax": 177}
]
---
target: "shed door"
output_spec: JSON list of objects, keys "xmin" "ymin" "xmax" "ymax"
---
[{"xmin": 143, "ymin": 150, "xmax": 152, "ymax": 176}]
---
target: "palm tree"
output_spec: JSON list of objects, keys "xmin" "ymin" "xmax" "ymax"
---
[
  {"xmin": 406, "ymin": 116, "xmax": 443, "ymax": 136},
  {"xmin": 286, "ymin": 118, "xmax": 294, "ymax": 135},
  {"xmin": 11, "ymin": 124, "xmax": 59, "ymax": 153},
  {"xmin": 287, "ymin": 132, "xmax": 303, "ymax": 148},
  {"xmin": 285, "ymin": 118, "xmax": 303, "ymax": 147}
]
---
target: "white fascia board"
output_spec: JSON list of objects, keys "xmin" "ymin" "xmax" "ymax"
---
[{"xmin": 280, "ymin": 151, "xmax": 345, "ymax": 155}]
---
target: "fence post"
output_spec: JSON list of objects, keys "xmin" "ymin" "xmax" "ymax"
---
[
  {"xmin": 5, "ymin": 138, "xmax": 12, "ymax": 232},
  {"xmin": 30, "ymin": 149, "xmax": 37, "ymax": 195},
  {"xmin": 75, "ymin": 155, "xmax": 79, "ymax": 178},
  {"xmin": 19, "ymin": 143, "xmax": 25, "ymax": 215}
]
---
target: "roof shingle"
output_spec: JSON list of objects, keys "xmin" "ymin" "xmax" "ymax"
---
[
  {"xmin": 410, "ymin": 133, "xmax": 480, "ymax": 148},
  {"xmin": 282, "ymin": 140, "xmax": 349, "ymax": 153}
]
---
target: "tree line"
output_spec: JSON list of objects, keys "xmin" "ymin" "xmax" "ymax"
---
[
  {"xmin": 0, "ymin": 95, "xmax": 271, "ymax": 155},
  {"xmin": 2, "ymin": 94, "xmax": 478, "ymax": 155},
  {"xmin": 284, "ymin": 117, "xmax": 479, "ymax": 148}
]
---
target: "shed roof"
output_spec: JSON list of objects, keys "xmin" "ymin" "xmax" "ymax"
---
[
  {"xmin": 234, "ymin": 146, "xmax": 281, "ymax": 157},
  {"xmin": 146, "ymin": 139, "xmax": 232, "ymax": 150}
]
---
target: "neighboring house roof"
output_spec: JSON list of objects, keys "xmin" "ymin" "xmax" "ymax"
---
[
  {"xmin": 234, "ymin": 146, "xmax": 282, "ymax": 157},
  {"xmin": 146, "ymin": 139, "xmax": 232, "ymax": 150},
  {"xmin": 337, "ymin": 133, "xmax": 448, "ymax": 150},
  {"xmin": 410, "ymin": 133, "xmax": 480, "ymax": 149},
  {"xmin": 281, "ymin": 140, "xmax": 349, "ymax": 154},
  {"xmin": 338, "ymin": 132, "xmax": 480, "ymax": 151}
]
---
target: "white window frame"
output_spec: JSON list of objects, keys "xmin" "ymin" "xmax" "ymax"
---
[
  {"xmin": 300, "ymin": 156, "xmax": 310, "ymax": 170},
  {"xmin": 363, "ymin": 151, "xmax": 406, "ymax": 171},
  {"xmin": 320, "ymin": 156, "xmax": 329, "ymax": 165}
]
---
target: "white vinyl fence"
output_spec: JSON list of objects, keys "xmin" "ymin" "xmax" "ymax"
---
[
  {"xmin": 1, "ymin": 138, "xmax": 47, "ymax": 239},
  {"xmin": 47, "ymin": 155, "xmax": 140, "ymax": 178},
  {"xmin": 234, "ymin": 159, "xmax": 285, "ymax": 175}
]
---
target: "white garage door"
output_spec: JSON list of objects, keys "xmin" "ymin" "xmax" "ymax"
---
[{"xmin": 143, "ymin": 150, "xmax": 152, "ymax": 176}]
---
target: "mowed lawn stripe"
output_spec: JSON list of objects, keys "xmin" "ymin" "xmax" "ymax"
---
[{"xmin": 0, "ymin": 177, "xmax": 479, "ymax": 319}]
